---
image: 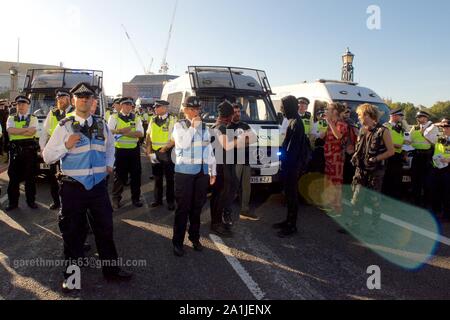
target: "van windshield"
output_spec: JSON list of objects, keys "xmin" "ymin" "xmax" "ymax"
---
[
  {"xmin": 199, "ymin": 96, "xmax": 277, "ymax": 124},
  {"xmin": 30, "ymin": 94, "xmax": 55, "ymax": 118},
  {"xmin": 335, "ymin": 100, "xmax": 391, "ymax": 124}
]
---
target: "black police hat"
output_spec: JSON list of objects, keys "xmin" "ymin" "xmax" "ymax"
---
[
  {"xmin": 390, "ymin": 108, "xmax": 404, "ymax": 116},
  {"xmin": 119, "ymin": 97, "xmax": 135, "ymax": 105},
  {"xmin": 15, "ymin": 95, "xmax": 31, "ymax": 104},
  {"xmin": 217, "ymin": 101, "xmax": 234, "ymax": 117},
  {"xmin": 416, "ymin": 110, "xmax": 431, "ymax": 119},
  {"xmin": 55, "ymin": 88, "xmax": 71, "ymax": 98},
  {"xmin": 70, "ymin": 82, "xmax": 96, "ymax": 97},
  {"xmin": 184, "ymin": 96, "xmax": 202, "ymax": 108},
  {"xmin": 297, "ymin": 97, "xmax": 310, "ymax": 105},
  {"xmin": 437, "ymin": 119, "xmax": 450, "ymax": 128},
  {"xmin": 112, "ymin": 98, "xmax": 121, "ymax": 105},
  {"xmin": 154, "ymin": 100, "xmax": 170, "ymax": 108}
]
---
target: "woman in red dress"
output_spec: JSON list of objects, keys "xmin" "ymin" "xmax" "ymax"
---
[{"xmin": 324, "ymin": 103, "xmax": 349, "ymax": 214}]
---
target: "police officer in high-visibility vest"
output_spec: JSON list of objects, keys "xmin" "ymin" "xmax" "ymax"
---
[
  {"xmin": 409, "ymin": 110, "xmax": 440, "ymax": 207},
  {"xmin": 171, "ymin": 96, "xmax": 217, "ymax": 257},
  {"xmin": 39, "ymin": 89, "xmax": 74, "ymax": 210},
  {"xmin": 43, "ymin": 82, "xmax": 132, "ymax": 292},
  {"xmin": 108, "ymin": 97, "xmax": 144, "ymax": 209},
  {"xmin": 145, "ymin": 100, "xmax": 176, "ymax": 210},
  {"xmin": 5, "ymin": 96, "xmax": 39, "ymax": 211},
  {"xmin": 430, "ymin": 119, "xmax": 450, "ymax": 223},
  {"xmin": 382, "ymin": 108, "xmax": 408, "ymax": 199},
  {"xmin": 298, "ymin": 97, "xmax": 312, "ymax": 139}
]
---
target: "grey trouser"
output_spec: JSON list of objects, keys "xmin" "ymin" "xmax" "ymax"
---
[{"xmin": 235, "ymin": 164, "xmax": 252, "ymax": 213}]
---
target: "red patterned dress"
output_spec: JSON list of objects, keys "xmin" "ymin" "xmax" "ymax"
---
[{"xmin": 324, "ymin": 121, "xmax": 349, "ymax": 213}]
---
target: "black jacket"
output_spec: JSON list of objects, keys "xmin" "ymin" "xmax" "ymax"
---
[{"xmin": 281, "ymin": 115, "xmax": 308, "ymax": 172}]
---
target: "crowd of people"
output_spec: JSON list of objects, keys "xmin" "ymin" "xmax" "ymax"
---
[{"xmin": 2, "ymin": 82, "xmax": 450, "ymax": 292}]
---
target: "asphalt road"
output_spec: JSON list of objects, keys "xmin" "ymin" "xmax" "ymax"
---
[{"xmin": 0, "ymin": 153, "xmax": 449, "ymax": 300}]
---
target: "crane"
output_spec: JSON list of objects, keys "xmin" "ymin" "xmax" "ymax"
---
[
  {"xmin": 159, "ymin": 0, "xmax": 178, "ymax": 74},
  {"xmin": 121, "ymin": 24, "xmax": 153, "ymax": 75}
]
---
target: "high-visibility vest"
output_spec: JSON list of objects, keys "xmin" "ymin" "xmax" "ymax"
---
[
  {"xmin": 433, "ymin": 138, "xmax": 450, "ymax": 169},
  {"xmin": 9, "ymin": 114, "xmax": 37, "ymax": 141},
  {"xmin": 301, "ymin": 112, "xmax": 312, "ymax": 135},
  {"xmin": 410, "ymin": 127, "xmax": 432, "ymax": 150},
  {"xmin": 105, "ymin": 110, "xmax": 111, "ymax": 123},
  {"xmin": 384, "ymin": 123, "xmax": 405, "ymax": 154},
  {"xmin": 48, "ymin": 108, "xmax": 69, "ymax": 136},
  {"xmin": 60, "ymin": 117, "xmax": 107, "ymax": 190},
  {"xmin": 174, "ymin": 120, "xmax": 209, "ymax": 175},
  {"xmin": 115, "ymin": 114, "xmax": 139, "ymax": 149},
  {"xmin": 149, "ymin": 114, "xmax": 176, "ymax": 151},
  {"xmin": 317, "ymin": 120, "xmax": 328, "ymax": 135}
]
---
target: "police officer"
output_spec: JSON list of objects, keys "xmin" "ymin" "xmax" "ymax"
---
[
  {"xmin": 5, "ymin": 96, "xmax": 39, "ymax": 211},
  {"xmin": 409, "ymin": 110, "xmax": 439, "ymax": 207},
  {"xmin": 382, "ymin": 108, "xmax": 407, "ymax": 199},
  {"xmin": 171, "ymin": 96, "xmax": 217, "ymax": 257},
  {"xmin": 298, "ymin": 97, "xmax": 312, "ymax": 139},
  {"xmin": 430, "ymin": 119, "xmax": 450, "ymax": 223},
  {"xmin": 39, "ymin": 89, "xmax": 73, "ymax": 210},
  {"xmin": 43, "ymin": 82, "xmax": 132, "ymax": 291},
  {"xmin": 145, "ymin": 100, "xmax": 176, "ymax": 210},
  {"xmin": 108, "ymin": 97, "xmax": 144, "ymax": 209}
]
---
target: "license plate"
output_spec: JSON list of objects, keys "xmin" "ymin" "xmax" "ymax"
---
[
  {"xmin": 251, "ymin": 176, "xmax": 272, "ymax": 184},
  {"xmin": 402, "ymin": 176, "xmax": 411, "ymax": 183},
  {"xmin": 40, "ymin": 163, "xmax": 50, "ymax": 170}
]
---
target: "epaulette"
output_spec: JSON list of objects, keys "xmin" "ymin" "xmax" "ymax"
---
[{"xmin": 59, "ymin": 116, "xmax": 75, "ymax": 127}]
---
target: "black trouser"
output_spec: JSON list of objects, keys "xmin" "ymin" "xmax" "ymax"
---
[
  {"xmin": 7, "ymin": 144, "xmax": 37, "ymax": 206},
  {"xmin": 382, "ymin": 153, "xmax": 404, "ymax": 199},
  {"xmin": 152, "ymin": 159, "xmax": 175, "ymax": 204},
  {"xmin": 59, "ymin": 179, "xmax": 119, "ymax": 273},
  {"xmin": 173, "ymin": 172, "xmax": 209, "ymax": 247},
  {"xmin": 210, "ymin": 164, "xmax": 238, "ymax": 227},
  {"xmin": 112, "ymin": 147, "xmax": 142, "ymax": 203},
  {"xmin": 49, "ymin": 163, "xmax": 61, "ymax": 206},
  {"xmin": 343, "ymin": 152, "xmax": 356, "ymax": 185},
  {"xmin": 431, "ymin": 167, "xmax": 450, "ymax": 219},
  {"xmin": 411, "ymin": 150, "xmax": 433, "ymax": 207},
  {"xmin": 283, "ymin": 169, "xmax": 300, "ymax": 226}
]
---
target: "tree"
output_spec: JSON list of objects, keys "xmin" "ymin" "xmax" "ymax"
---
[
  {"xmin": 429, "ymin": 101, "xmax": 450, "ymax": 122},
  {"xmin": 385, "ymin": 101, "xmax": 418, "ymax": 125},
  {"xmin": 0, "ymin": 91, "xmax": 9, "ymax": 100}
]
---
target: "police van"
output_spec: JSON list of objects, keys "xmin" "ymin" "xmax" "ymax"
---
[
  {"xmin": 22, "ymin": 68, "xmax": 106, "ymax": 172},
  {"xmin": 161, "ymin": 66, "xmax": 281, "ymax": 185}
]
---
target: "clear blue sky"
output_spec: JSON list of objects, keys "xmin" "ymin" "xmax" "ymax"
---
[{"xmin": 1, "ymin": 0, "xmax": 449, "ymax": 106}]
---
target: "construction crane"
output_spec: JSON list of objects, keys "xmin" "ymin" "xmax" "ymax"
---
[
  {"xmin": 121, "ymin": 24, "xmax": 154, "ymax": 75},
  {"xmin": 159, "ymin": 0, "xmax": 178, "ymax": 74}
]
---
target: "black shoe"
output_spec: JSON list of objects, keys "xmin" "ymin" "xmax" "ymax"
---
[
  {"xmin": 192, "ymin": 241, "xmax": 203, "ymax": 252},
  {"xmin": 27, "ymin": 202, "xmax": 38, "ymax": 210},
  {"xmin": 240, "ymin": 211, "xmax": 260, "ymax": 221},
  {"xmin": 151, "ymin": 202, "xmax": 162, "ymax": 208},
  {"xmin": 133, "ymin": 201, "xmax": 143, "ymax": 208},
  {"xmin": 277, "ymin": 226, "xmax": 298, "ymax": 238},
  {"xmin": 4, "ymin": 204, "xmax": 18, "ymax": 212},
  {"xmin": 49, "ymin": 203, "xmax": 60, "ymax": 210},
  {"xmin": 103, "ymin": 269, "xmax": 133, "ymax": 282},
  {"xmin": 223, "ymin": 210, "xmax": 234, "ymax": 226},
  {"xmin": 83, "ymin": 243, "xmax": 91, "ymax": 252},
  {"xmin": 167, "ymin": 203, "xmax": 176, "ymax": 211},
  {"xmin": 210, "ymin": 224, "xmax": 233, "ymax": 238},
  {"xmin": 272, "ymin": 221, "xmax": 288, "ymax": 230},
  {"xmin": 173, "ymin": 245, "xmax": 185, "ymax": 257}
]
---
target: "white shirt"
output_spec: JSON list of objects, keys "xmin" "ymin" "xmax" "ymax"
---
[
  {"xmin": 172, "ymin": 120, "xmax": 217, "ymax": 176},
  {"xmin": 423, "ymin": 121, "xmax": 440, "ymax": 145},
  {"xmin": 7, "ymin": 113, "xmax": 37, "ymax": 130},
  {"xmin": 43, "ymin": 114, "xmax": 115, "ymax": 168},
  {"xmin": 107, "ymin": 112, "xmax": 144, "ymax": 133}
]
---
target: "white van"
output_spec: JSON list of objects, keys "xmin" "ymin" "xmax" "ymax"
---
[
  {"xmin": 272, "ymin": 79, "xmax": 391, "ymax": 124},
  {"xmin": 161, "ymin": 66, "xmax": 281, "ymax": 184}
]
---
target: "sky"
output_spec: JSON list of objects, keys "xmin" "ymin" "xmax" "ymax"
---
[{"xmin": 1, "ymin": 0, "xmax": 449, "ymax": 107}]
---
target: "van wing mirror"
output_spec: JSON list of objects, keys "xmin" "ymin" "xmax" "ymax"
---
[{"xmin": 276, "ymin": 112, "xmax": 284, "ymax": 125}]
